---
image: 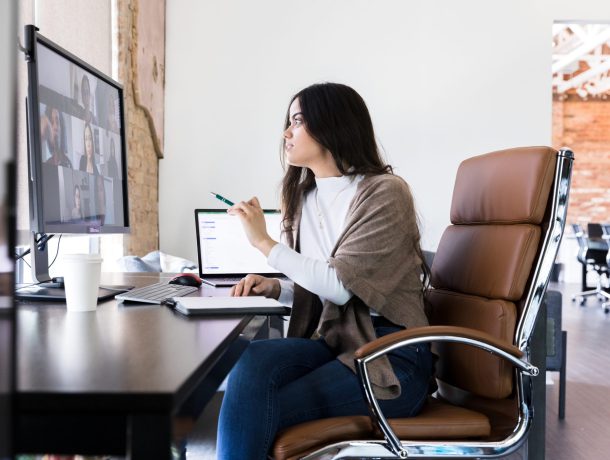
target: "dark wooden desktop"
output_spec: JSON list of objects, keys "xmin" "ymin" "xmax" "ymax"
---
[{"xmin": 15, "ymin": 273, "xmax": 278, "ymax": 459}]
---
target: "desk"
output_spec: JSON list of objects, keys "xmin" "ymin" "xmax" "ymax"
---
[{"xmin": 16, "ymin": 273, "xmax": 277, "ymax": 459}]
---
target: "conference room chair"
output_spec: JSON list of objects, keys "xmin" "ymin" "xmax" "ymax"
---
[
  {"xmin": 587, "ymin": 222, "xmax": 605, "ymax": 239},
  {"xmin": 570, "ymin": 223, "xmax": 610, "ymax": 312},
  {"xmin": 601, "ymin": 224, "xmax": 610, "ymax": 313},
  {"xmin": 271, "ymin": 146, "xmax": 573, "ymax": 459}
]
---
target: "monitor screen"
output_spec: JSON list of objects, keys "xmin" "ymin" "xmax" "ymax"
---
[{"xmin": 27, "ymin": 29, "xmax": 129, "ymax": 234}]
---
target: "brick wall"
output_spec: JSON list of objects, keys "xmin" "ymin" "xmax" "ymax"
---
[
  {"xmin": 116, "ymin": 0, "xmax": 165, "ymax": 256},
  {"xmin": 552, "ymin": 97, "xmax": 610, "ymax": 225}
]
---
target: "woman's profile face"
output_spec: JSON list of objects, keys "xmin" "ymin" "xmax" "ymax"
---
[
  {"xmin": 84, "ymin": 126, "xmax": 94, "ymax": 158},
  {"xmin": 283, "ymin": 99, "xmax": 326, "ymax": 169}
]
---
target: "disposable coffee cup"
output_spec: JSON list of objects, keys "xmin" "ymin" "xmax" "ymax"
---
[{"xmin": 62, "ymin": 253, "xmax": 103, "ymax": 312}]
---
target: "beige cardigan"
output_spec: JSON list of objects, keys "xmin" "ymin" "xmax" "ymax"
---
[{"xmin": 286, "ymin": 174, "xmax": 429, "ymax": 399}]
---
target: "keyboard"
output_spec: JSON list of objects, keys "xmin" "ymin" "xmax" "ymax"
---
[{"xmin": 115, "ymin": 282, "xmax": 198, "ymax": 304}]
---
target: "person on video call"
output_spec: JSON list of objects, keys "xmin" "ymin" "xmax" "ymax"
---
[
  {"xmin": 107, "ymin": 138, "xmax": 119, "ymax": 179},
  {"xmin": 80, "ymin": 74, "xmax": 97, "ymax": 124},
  {"xmin": 41, "ymin": 105, "xmax": 72, "ymax": 168},
  {"xmin": 216, "ymin": 83, "xmax": 433, "ymax": 459},
  {"xmin": 106, "ymin": 93, "xmax": 119, "ymax": 132},
  {"xmin": 94, "ymin": 175, "xmax": 106, "ymax": 225},
  {"xmin": 79, "ymin": 122, "xmax": 99, "ymax": 175},
  {"xmin": 71, "ymin": 185, "xmax": 83, "ymax": 221}
]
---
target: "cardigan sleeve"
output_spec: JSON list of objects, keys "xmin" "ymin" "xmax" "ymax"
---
[{"xmin": 268, "ymin": 243, "xmax": 352, "ymax": 305}]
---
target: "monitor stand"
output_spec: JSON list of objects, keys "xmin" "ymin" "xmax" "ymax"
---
[{"xmin": 14, "ymin": 232, "xmax": 132, "ymax": 302}]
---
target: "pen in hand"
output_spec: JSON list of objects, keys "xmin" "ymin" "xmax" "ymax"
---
[{"xmin": 210, "ymin": 192, "xmax": 235, "ymax": 207}]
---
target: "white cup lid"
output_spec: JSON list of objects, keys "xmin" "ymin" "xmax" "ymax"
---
[{"xmin": 62, "ymin": 253, "xmax": 103, "ymax": 263}]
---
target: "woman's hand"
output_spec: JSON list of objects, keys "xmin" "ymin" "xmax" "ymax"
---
[
  {"xmin": 231, "ymin": 274, "xmax": 281, "ymax": 299},
  {"xmin": 228, "ymin": 197, "xmax": 278, "ymax": 256}
]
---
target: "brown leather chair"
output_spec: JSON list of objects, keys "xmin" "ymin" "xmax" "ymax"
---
[{"xmin": 272, "ymin": 146, "xmax": 574, "ymax": 459}]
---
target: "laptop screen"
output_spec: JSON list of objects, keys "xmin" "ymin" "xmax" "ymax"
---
[{"xmin": 195, "ymin": 209, "xmax": 283, "ymax": 277}]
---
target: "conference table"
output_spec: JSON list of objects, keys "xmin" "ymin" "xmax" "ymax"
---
[{"xmin": 15, "ymin": 272, "xmax": 286, "ymax": 459}]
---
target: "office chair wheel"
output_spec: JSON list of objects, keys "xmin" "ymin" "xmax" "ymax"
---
[
  {"xmin": 603, "ymin": 304, "xmax": 610, "ymax": 314},
  {"xmin": 572, "ymin": 294, "xmax": 587, "ymax": 304}
]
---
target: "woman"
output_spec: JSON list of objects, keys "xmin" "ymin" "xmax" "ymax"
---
[
  {"xmin": 71, "ymin": 185, "xmax": 83, "ymax": 221},
  {"xmin": 217, "ymin": 83, "xmax": 433, "ymax": 459},
  {"xmin": 80, "ymin": 74, "xmax": 97, "ymax": 124},
  {"xmin": 79, "ymin": 122, "xmax": 98, "ymax": 175},
  {"xmin": 41, "ymin": 104, "xmax": 72, "ymax": 168},
  {"xmin": 94, "ymin": 175, "xmax": 106, "ymax": 225},
  {"xmin": 107, "ymin": 138, "xmax": 119, "ymax": 179}
]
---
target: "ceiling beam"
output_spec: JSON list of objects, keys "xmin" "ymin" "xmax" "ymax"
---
[
  {"xmin": 556, "ymin": 58, "xmax": 610, "ymax": 92},
  {"xmin": 552, "ymin": 28, "xmax": 610, "ymax": 74},
  {"xmin": 585, "ymin": 77, "xmax": 610, "ymax": 95}
]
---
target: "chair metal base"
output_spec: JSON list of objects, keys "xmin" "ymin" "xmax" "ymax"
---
[
  {"xmin": 571, "ymin": 274, "xmax": 610, "ymax": 312},
  {"xmin": 300, "ymin": 436, "xmax": 530, "ymax": 459}
]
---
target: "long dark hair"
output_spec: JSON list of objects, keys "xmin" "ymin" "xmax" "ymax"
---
[
  {"xmin": 280, "ymin": 82, "xmax": 392, "ymax": 238},
  {"xmin": 44, "ymin": 104, "xmax": 66, "ymax": 154},
  {"xmin": 83, "ymin": 122, "xmax": 94, "ymax": 159}
]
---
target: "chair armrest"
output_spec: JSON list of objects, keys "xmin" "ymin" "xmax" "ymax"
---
[
  {"xmin": 353, "ymin": 325, "xmax": 535, "ymax": 458},
  {"xmin": 355, "ymin": 325, "xmax": 523, "ymax": 360}
]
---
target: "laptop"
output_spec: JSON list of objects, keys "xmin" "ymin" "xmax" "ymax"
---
[{"xmin": 195, "ymin": 209, "xmax": 285, "ymax": 287}]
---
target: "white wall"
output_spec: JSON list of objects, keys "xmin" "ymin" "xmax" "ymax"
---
[{"xmin": 162, "ymin": 0, "xmax": 610, "ymax": 263}]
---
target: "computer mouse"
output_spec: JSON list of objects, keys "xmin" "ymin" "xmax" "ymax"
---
[{"xmin": 169, "ymin": 273, "xmax": 203, "ymax": 287}]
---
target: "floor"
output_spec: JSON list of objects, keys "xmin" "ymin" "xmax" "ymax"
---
[
  {"xmin": 544, "ymin": 281, "xmax": 610, "ymax": 459},
  {"xmin": 184, "ymin": 281, "xmax": 610, "ymax": 459}
]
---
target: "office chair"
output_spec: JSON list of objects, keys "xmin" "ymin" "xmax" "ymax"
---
[
  {"xmin": 587, "ymin": 222, "xmax": 604, "ymax": 239},
  {"xmin": 601, "ymin": 224, "xmax": 610, "ymax": 313},
  {"xmin": 572, "ymin": 223, "xmax": 595, "ymax": 290},
  {"xmin": 570, "ymin": 223, "xmax": 610, "ymax": 311},
  {"xmin": 272, "ymin": 146, "xmax": 573, "ymax": 459}
]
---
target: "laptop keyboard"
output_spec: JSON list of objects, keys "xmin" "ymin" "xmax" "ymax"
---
[{"xmin": 115, "ymin": 282, "xmax": 198, "ymax": 304}]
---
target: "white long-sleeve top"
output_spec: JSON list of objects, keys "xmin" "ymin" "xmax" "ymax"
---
[{"xmin": 268, "ymin": 174, "xmax": 364, "ymax": 306}]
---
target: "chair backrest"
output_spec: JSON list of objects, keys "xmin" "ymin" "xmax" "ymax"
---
[
  {"xmin": 426, "ymin": 147, "xmax": 559, "ymax": 401},
  {"xmin": 571, "ymin": 223, "xmax": 593, "ymax": 265},
  {"xmin": 587, "ymin": 223, "xmax": 604, "ymax": 238},
  {"xmin": 603, "ymin": 225, "xmax": 610, "ymax": 266}
]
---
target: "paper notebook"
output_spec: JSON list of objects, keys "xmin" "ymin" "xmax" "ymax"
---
[{"xmin": 172, "ymin": 296, "xmax": 290, "ymax": 316}]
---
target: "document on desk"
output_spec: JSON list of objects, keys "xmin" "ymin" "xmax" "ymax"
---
[{"xmin": 173, "ymin": 296, "xmax": 290, "ymax": 316}]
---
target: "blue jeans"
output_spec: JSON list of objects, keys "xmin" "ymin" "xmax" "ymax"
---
[{"xmin": 216, "ymin": 326, "xmax": 434, "ymax": 460}]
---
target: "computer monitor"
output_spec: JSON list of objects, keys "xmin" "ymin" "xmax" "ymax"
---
[{"xmin": 18, "ymin": 25, "xmax": 129, "ymax": 300}]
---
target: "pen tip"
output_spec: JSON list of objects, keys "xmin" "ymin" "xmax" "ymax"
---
[{"xmin": 209, "ymin": 191, "xmax": 215, "ymax": 196}]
